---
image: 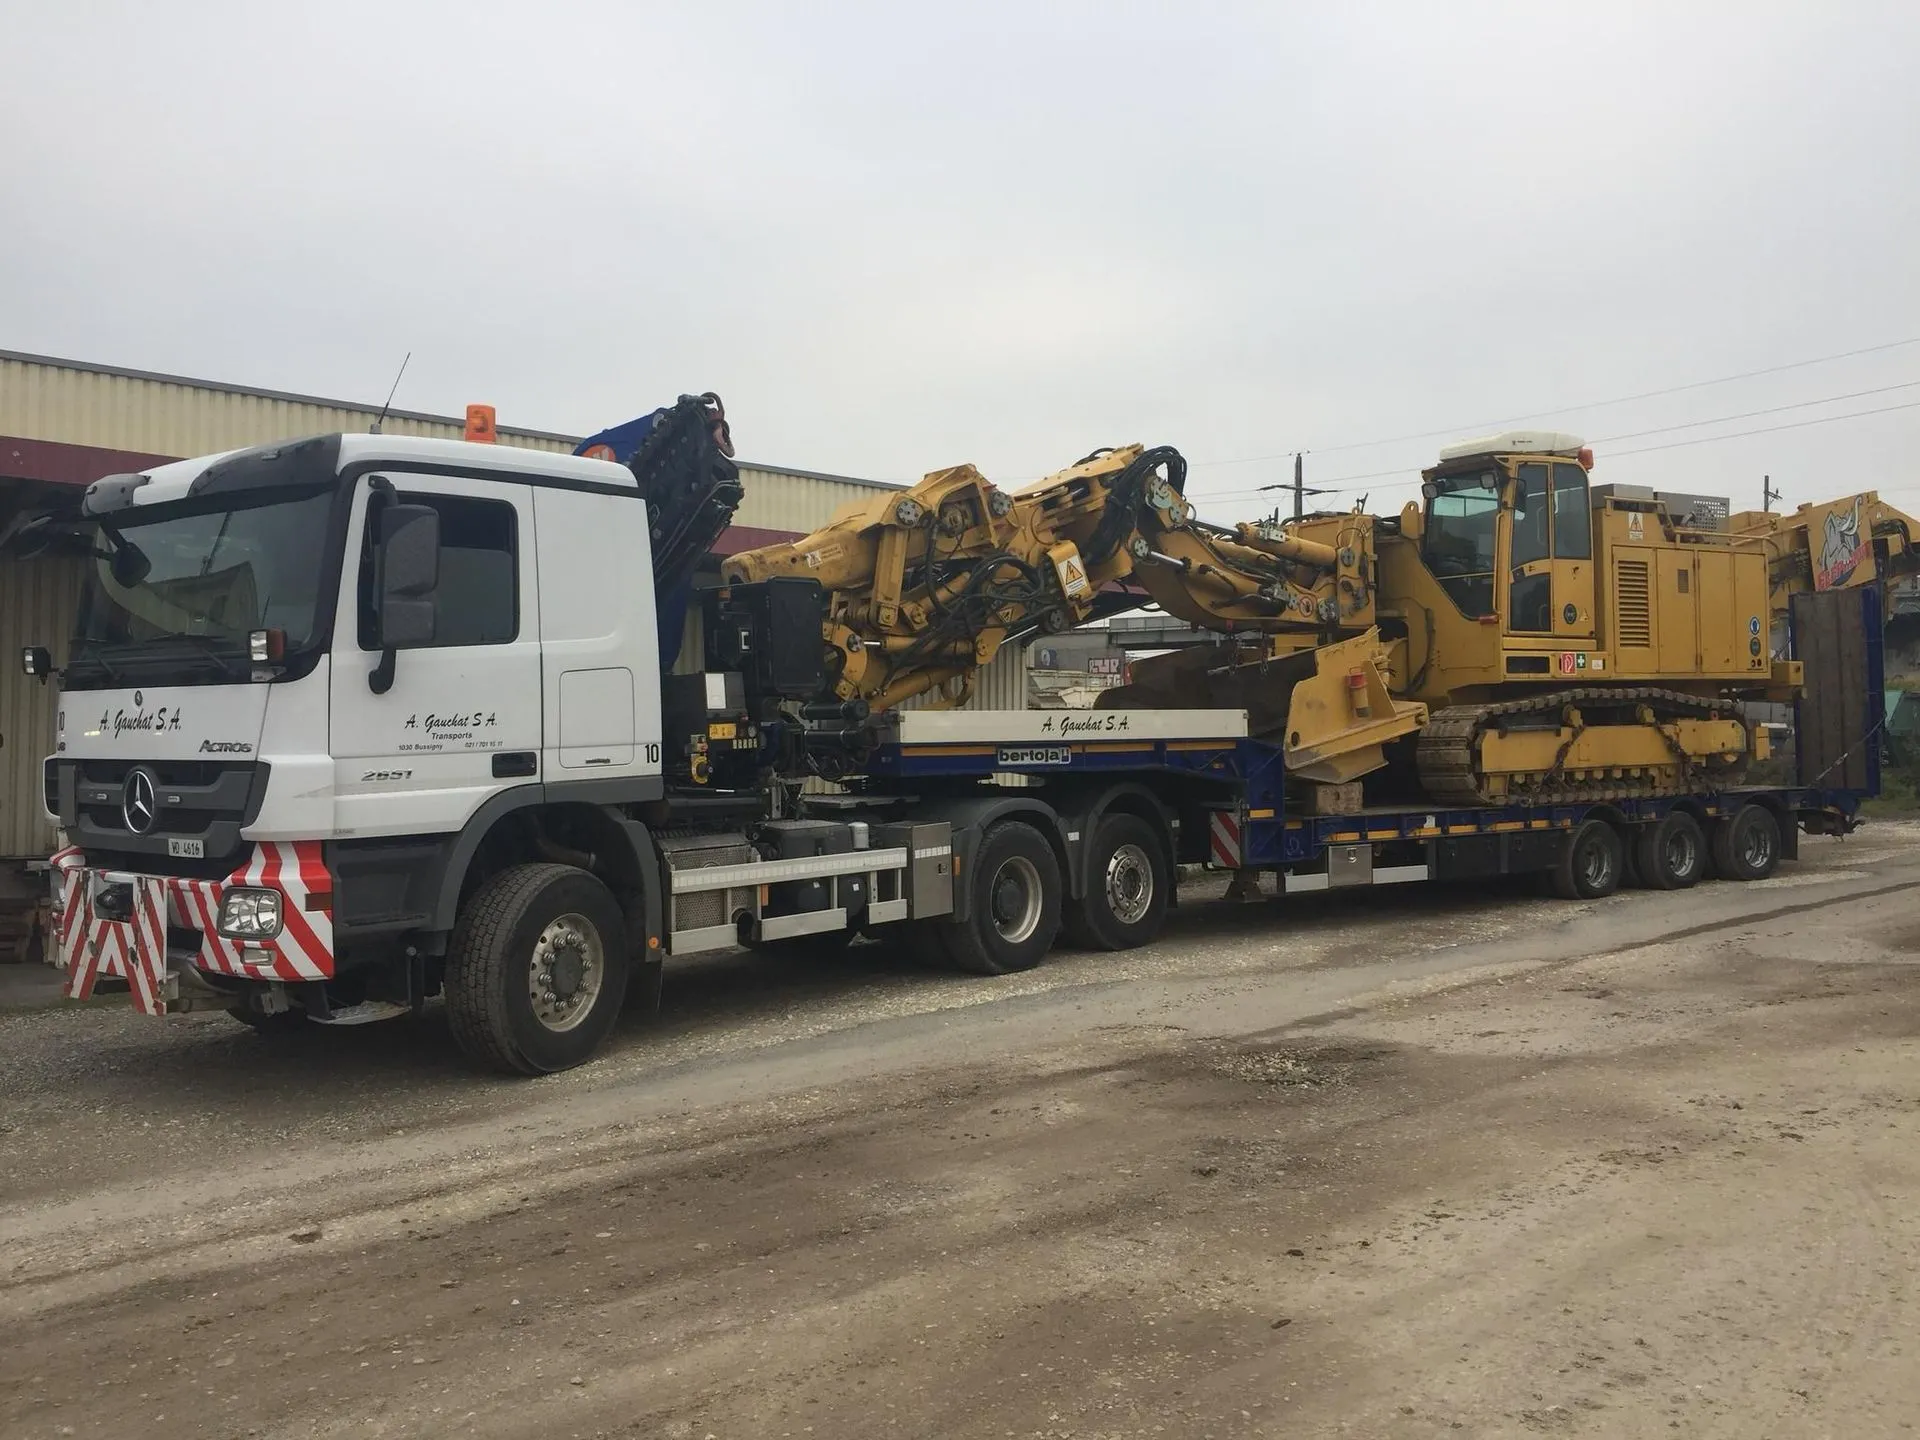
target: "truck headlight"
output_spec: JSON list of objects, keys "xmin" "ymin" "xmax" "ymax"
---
[{"xmin": 218, "ymin": 887, "xmax": 284, "ymax": 939}]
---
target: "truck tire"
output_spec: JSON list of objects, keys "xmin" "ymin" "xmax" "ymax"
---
[
  {"xmin": 1062, "ymin": 812, "xmax": 1170, "ymax": 951},
  {"xmin": 445, "ymin": 863, "xmax": 630, "ymax": 1075},
  {"xmin": 939, "ymin": 821, "xmax": 1061, "ymax": 976},
  {"xmin": 1551, "ymin": 818, "xmax": 1624, "ymax": 900},
  {"xmin": 1634, "ymin": 811, "xmax": 1706, "ymax": 890},
  {"xmin": 1709, "ymin": 804, "xmax": 1782, "ymax": 882}
]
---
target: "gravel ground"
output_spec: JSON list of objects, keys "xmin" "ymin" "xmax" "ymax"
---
[{"xmin": 3, "ymin": 822, "xmax": 1918, "ymax": 1438}]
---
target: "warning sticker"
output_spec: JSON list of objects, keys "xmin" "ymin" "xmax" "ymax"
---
[
  {"xmin": 1559, "ymin": 651, "xmax": 1577, "ymax": 675},
  {"xmin": 1627, "ymin": 513, "xmax": 1645, "ymax": 541},
  {"xmin": 1054, "ymin": 552, "xmax": 1091, "ymax": 599}
]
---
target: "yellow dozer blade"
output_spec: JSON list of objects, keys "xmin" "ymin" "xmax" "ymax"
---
[{"xmin": 1097, "ymin": 628, "xmax": 1426, "ymax": 784}]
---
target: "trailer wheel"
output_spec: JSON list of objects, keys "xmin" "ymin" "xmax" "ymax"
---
[
  {"xmin": 940, "ymin": 821, "xmax": 1061, "ymax": 976},
  {"xmin": 445, "ymin": 863, "xmax": 630, "ymax": 1075},
  {"xmin": 1551, "ymin": 819, "xmax": 1624, "ymax": 900},
  {"xmin": 1635, "ymin": 811, "xmax": 1706, "ymax": 890},
  {"xmin": 1710, "ymin": 804, "xmax": 1781, "ymax": 882},
  {"xmin": 1062, "ymin": 813, "xmax": 1170, "ymax": 951}
]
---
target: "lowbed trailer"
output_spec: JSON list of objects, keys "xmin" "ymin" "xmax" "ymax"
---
[
  {"xmin": 807, "ymin": 707, "xmax": 1859, "ymax": 927},
  {"xmin": 46, "ymin": 702, "xmax": 1866, "ymax": 1052}
]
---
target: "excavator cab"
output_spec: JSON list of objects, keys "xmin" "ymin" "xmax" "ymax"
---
[
  {"xmin": 1419, "ymin": 468, "xmax": 1500, "ymax": 619},
  {"xmin": 1419, "ymin": 433, "xmax": 1597, "ymax": 650}
]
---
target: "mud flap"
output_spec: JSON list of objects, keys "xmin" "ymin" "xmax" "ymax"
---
[{"xmin": 53, "ymin": 867, "xmax": 174, "ymax": 1016}]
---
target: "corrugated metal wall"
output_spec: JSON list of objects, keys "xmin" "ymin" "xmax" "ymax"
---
[
  {"xmin": 0, "ymin": 555, "xmax": 83, "ymax": 858},
  {"xmin": 0, "ymin": 353, "xmax": 576, "ymax": 457},
  {"xmin": 734, "ymin": 464, "xmax": 888, "ymax": 535}
]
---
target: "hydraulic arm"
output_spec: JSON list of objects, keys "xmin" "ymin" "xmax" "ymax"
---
[{"xmin": 722, "ymin": 442, "xmax": 1427, "ymax": 779}]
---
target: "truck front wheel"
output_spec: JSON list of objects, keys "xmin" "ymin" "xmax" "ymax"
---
[
  {"xmin": 939, "ymin": 821, "xmax": 1062, "ymax": 976},
  {"xmin": 1062, "ymin": 812, "xmax": 1170, "ymax": 951},
  {"xmin": 446, "ymin": 863, "xmax": 631, "ymax": 1075}
]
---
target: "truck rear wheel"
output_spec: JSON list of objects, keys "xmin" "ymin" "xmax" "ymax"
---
[
  {"xmin": 1062, "ymin": 812, "xmax": 1170, "ymax": 951},
  {"xmin": 939, "ymin": 821, "xmax": 1061, "ymax": 976},
  {"xmin": 445, "ymin": 863, "xmax": 630, "ymax": 1075},
  {"xmin": 1634, "ymin": 811, "xmax": 1706, "ymax": 890},
  {"xmin": 1551, "ymin": 819, "xmax": 1624, "ymax": 900},
  {"xmin": 1710, "ymin": 804, "xmax": 1781, "ymax": 882}
]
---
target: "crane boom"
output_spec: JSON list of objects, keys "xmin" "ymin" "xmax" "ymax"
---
[{"xmin": 722, "ymin": 440, "xmax": 1428, "ymax": 779}]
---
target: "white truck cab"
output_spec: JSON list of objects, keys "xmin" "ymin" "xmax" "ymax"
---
[{"xmin": 40, "ymin": 431, "xmax": 687, "ymax": 1066}]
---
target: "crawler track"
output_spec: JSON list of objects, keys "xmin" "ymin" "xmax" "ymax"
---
[{"xmin": 1417, "ymin": 686, "xmax": 1748, "ymax": 805}]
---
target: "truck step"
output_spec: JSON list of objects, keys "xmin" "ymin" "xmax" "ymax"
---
[{"xmin": 310, "ymin": 1000, "xmax": 410, "ymax": 1027}]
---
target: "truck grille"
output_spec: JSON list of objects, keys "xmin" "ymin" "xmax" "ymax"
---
[
  {"xmin": 48, "ymin": 757, "xmax": 269, "ymax": 871},
  {"xmin": 1615, "ymin": 560, "xmax": 1652, "ymax": 648}
]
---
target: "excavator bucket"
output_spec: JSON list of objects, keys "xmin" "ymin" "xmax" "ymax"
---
[{"xmin": 1098, "ymin": 629, "xmax": 1426, "ymax": 785}]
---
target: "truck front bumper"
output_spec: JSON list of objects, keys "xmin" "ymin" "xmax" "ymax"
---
[{"xmin": 48, "ymin": 843, "xmax": 336, "ymax": 1015}]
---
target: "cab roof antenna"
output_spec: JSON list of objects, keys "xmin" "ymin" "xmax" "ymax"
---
[{"xmin": 369, "ymin": 352, "xmax": 411, "ymax": 435}]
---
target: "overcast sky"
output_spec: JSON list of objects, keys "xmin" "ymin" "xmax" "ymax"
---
[{"xmin": 4, "ymin": 2, "xmax": 1918, "ymax": 518}]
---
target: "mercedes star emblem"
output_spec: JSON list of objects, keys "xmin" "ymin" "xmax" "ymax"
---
[{"xmin": 122, "ymin": 767, "xmax": 159, "ymax": 835}]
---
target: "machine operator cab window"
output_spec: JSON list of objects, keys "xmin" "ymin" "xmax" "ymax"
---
[
  {"xmin": 1421, "ymin": 469, "xmax": 1502, "ymax": 619},
  {"xmin": 1421, "ymin": 434, "xmax": 1592, "ymax": 629}
]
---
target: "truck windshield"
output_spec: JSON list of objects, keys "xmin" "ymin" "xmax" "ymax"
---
[
  {"xmin": 1423, "ymin": 470, "xmax": 1500, "ymax": 618},
  {"xmin": 66, "ymin": 487, "xmax": 336, "ymax": 688}
]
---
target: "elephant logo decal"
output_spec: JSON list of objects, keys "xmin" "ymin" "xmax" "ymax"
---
[{"xmin": 1815, "ymin": 497, "xmax": 1868, "ymax": 590}]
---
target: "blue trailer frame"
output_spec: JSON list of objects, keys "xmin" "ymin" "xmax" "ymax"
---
[{"xmin": 857, "ymin": 585, "xmax": 1882, "ymax": 892}]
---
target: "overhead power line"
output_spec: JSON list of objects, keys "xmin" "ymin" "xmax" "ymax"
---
[
  {"xmin": 1606, "ymin": 398, "xmax": 1920, "ymax": 457},
  {"xmin": 1186, "ymin": 332, "xmax": 1920, "ymax": 469},
  {"xmin": 1592, "ymin": 379, "xmax": 1920, "ymax": 444},
  {"xmin": 1187, "ymin": 384, "xmax": 1920, "ymax": 507}
]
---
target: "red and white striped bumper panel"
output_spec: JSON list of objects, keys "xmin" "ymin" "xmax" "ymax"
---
[{"xmin": 48, "ymin": 842, "xmax": 335, "ymax": 1015}]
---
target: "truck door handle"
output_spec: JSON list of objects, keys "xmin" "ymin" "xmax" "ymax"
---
[{"xmin": 492, "ymin": 751, "xmax": 538, "ymax": 779}]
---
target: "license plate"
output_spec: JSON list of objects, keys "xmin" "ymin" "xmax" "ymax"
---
[{"xmin": 167, "ymin": 838, "xmax": 205, "ymax": 859}]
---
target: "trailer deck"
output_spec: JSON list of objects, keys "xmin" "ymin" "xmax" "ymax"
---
[{"xmin": 862, "ymin": 707, "xmax": 1864, "ymax": 891}]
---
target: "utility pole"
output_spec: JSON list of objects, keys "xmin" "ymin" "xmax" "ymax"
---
[
  {"xmin": 1291, "ymin": 453, "xmax": 1329, "ymax": 519},
  {"xmin": 1763, "ymin": 474, "xmax": 1782, "ymax": 513},
  {"xmin": 1260, "ymin": 453, "xmax": 1327, "ymax": 519}
]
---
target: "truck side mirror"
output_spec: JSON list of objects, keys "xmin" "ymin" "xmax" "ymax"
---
[
  {"xmin": 368, "ymin": 503, "xmax": 439, "ymax": 694},
  {"xmin": 377, "ymin": 504, "xmax": 440, "ymax": 650},
  {"xmin": 107, "ymin": 531, "xmax": 152, "ymax": 588},
  {"xmin": 21, "ymin": 645, "xmax": 53, "ymax": 684}
]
